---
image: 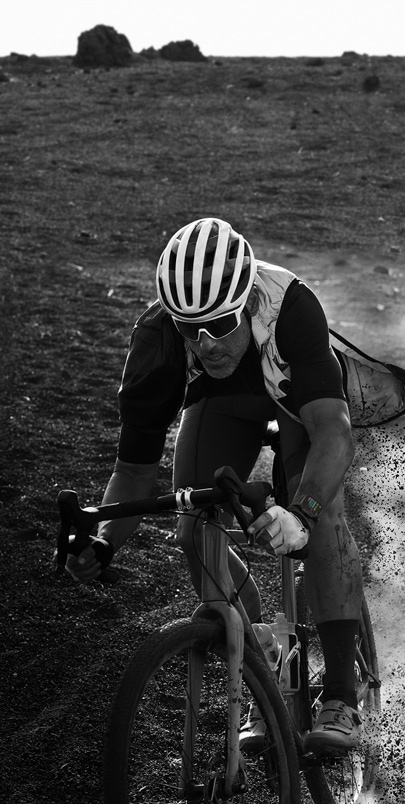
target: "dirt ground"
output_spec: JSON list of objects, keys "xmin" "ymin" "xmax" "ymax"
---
[{"xmin": 1, "ymin": 52, "xmax": 405, "ymax": 802}]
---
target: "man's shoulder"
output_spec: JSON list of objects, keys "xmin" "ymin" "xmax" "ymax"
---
[
  {"xmin": 256, "ymin": 260, "xmax": 297, "ymax": 283},
  {"xmin": 253, "ymin": 262, "xmax": 297, "ymax": 306},
  {"xmin": 131, "ymin": 300, "xmax": 184, "ymax": 363},
  {"xmin": 135, "ymin": 299, "xmax": 167, "ymax": 329},
  {"xmin": 134, "ymin": 300, "xmax": 183, "ymax": 341}
]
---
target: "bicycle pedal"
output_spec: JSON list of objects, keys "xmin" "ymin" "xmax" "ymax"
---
[
  {"xmin": 305, "ymin": 747, "xmax": 348, "ymax": 762},
  {"xmin": 321, "ymin": 751, "xmax": 348, "ymax": 764}
]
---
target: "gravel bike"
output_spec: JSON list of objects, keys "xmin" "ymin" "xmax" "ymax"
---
[{"xmin": 56, "ymin": 438, "xmax": 380, "ymax": 803}]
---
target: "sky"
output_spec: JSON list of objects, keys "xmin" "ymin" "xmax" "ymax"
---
[{"xmin": 2, "ymin": 0, "xmax": 405, "ymax": 59}]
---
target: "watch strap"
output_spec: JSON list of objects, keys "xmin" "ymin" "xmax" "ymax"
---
[{"xmin": 287, "ymin": 506, "xmax": 316, "ymax": 534}]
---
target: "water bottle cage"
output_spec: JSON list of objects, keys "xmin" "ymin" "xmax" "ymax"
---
[{"xmin": 284, "ymin": 642, "xmax": 301, "ymax": 669}]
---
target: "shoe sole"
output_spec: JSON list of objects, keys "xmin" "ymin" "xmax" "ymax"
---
[{"xmin": 304, "ymin": 735, "xmax": 357, "ymax": 757}]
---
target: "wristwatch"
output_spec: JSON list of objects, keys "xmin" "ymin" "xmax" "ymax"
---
[{"xmin": 287, "ymin": 494, "xmax": 323, "ymax": 533}]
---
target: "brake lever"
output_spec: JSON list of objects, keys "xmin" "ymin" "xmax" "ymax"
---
[
  {"xmin": 214, "ymin": 466, "xmax": 273, "ymax": 546},
  {"xmin": 213, "ymin": 466, "xmax": 309, "ymax": 559}
]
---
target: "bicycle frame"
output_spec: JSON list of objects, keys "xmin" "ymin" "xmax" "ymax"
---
[{"xmin": 185, "ymin": 506, "xmax": 259, "ymax": 798}]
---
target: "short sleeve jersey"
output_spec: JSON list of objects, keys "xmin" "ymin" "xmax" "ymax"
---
[{"xmin": 118, "ymin": 279, "xmax": 345, "ymax": 463}]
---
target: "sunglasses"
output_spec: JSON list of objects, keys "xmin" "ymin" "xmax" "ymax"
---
[{"xmin": 173, "ymin": 311, "xmax": 241, "ymax": 341}]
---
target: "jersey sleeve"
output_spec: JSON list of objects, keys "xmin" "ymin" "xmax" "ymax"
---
[
  {"xmin": 118, "ymin": 302, "xmax": 187, "ymax": 463},
  {"xmin": 275, "ymin": 280, "xmax": 346, "ymax": 412}
]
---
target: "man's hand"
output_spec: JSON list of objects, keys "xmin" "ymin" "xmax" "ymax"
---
[
  {"xmin": 66, "ymin": 545, "xmax": 102, "ymax": 583},
  {"xmin": 248, "ymin": 505, "xmax": 309, "ymax": 556},
  {"xmin": 65, "ymin": 538, "xmax": 114, "ymax": 583}
]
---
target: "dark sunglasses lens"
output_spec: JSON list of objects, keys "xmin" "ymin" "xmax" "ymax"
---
[
  {"xmin": 206, "ymin": 314, "xmax": 239, "ymax": 338},
  {"xmin": 174, "ymin": 313, "xmax": 238, "ymax": 341},
  {"xmin": 174, "ymin": 321, "xmax": 200, "ymax": 340}
]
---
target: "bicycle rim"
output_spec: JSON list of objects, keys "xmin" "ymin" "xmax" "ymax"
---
[
  {"xmin": 297, "ymin": 589, "xmax": 381, "ymax": 804},
  {"xmin": 103, "ymin": 617, "xmax": 300, "ymax": 803}
]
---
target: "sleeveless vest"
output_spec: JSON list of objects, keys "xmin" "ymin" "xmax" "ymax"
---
[{"xmin": 185, "ymin": 263, "xmax": 405, "ymax": 428}]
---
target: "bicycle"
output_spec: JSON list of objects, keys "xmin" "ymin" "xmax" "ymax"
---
[{"xmin": 56, "ymin": 437, "xmax": 380, "ymax": 803}]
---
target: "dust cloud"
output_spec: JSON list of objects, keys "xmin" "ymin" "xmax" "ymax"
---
[{"xmin": 349, "ymin": 421, "xmax": 405, "ymax": 802}]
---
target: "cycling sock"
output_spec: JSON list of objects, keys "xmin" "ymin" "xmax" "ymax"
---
[{"xmin": 316, "ymin": 619, "xmax": 359, "ymax": 710}]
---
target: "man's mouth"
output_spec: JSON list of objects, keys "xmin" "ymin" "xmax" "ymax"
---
[{"xmin": 202, "ymin": 353, "xmax": 227, "ymax": 363}]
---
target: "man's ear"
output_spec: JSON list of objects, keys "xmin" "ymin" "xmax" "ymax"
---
[{"xmin": 245, "ymin": 287, "xmax": 260, "ymax": 317}]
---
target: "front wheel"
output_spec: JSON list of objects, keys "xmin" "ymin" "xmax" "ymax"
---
[{"xmin": 104, "ymin": 617, "xmax": 300, "ymax": 803}]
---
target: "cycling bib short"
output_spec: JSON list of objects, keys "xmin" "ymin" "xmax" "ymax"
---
[{"xmin": 173, "ymin": 394, "xmax": 310, "ymax": 496}]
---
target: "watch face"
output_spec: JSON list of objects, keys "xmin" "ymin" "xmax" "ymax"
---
[{"xmin": 298, "ymin": 495, "xmax": 323, "ymax": 519}]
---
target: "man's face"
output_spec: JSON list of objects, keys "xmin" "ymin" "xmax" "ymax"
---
[{"xmin": 187, "ymin": 313, "xmax": 251, "ymax": 378}]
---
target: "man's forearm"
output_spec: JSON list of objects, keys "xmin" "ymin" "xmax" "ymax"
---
[
  {"xmin": 97, "ymin": 459, "xmax": 160, "ymax": 551},
  {"xmin": 294, "ymin": 421, "xmax": 354, "ymax": 508}
]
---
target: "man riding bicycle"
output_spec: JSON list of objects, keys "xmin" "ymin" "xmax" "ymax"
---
[{"xmin": 67, "ymin": 217, "xmax": 363, "ymax": 756}]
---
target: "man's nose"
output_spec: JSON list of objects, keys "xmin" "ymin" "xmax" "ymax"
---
[{"xmin": 198, "ymin": 332, "xmax": 217, "ymax": 352}]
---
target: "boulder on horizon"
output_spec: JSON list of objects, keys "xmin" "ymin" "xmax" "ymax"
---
[
  {"xmin": 73, "ymin": 24, "xmax": 133, "ymax": 69},
  {"xmin": 160, "ymin": 40, "xmax": 207, "ymax": 62}
]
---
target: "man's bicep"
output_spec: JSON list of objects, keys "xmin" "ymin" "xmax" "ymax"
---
[{"xmin": 289, "ymin": 348, "xmax": 346, "ymax": 412}]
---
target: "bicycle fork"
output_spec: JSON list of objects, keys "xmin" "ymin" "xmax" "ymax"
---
[{"xmin": 180, "ymin": 515, "xmax": 248, "ymax": 800}]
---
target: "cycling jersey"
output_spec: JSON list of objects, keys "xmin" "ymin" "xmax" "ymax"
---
[{"xmin": 118, "ymin": 263, "xmax": 345, "ymax": 464}]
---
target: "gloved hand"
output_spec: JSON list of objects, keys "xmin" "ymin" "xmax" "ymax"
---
[
  {"xmin": 248, "ymin": 505, "xmax": 309, "ymax": 556},
  {"xmin": 65, "ymin": 537, "xmax": 114, "ymax": 583}
]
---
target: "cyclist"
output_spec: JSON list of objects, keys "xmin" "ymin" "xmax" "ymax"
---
[{"xmin": 67, "ymin": 218, "xmax": 363, "ymax": 756}]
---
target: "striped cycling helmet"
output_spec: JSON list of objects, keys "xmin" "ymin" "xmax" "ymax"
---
[{"xmin": 156, "ymin": 218, "xmax": 256, "ymax": 324}]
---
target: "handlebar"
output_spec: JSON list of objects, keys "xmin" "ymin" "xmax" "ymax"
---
[{"xmin": 56, "ymin": 465, "xmax": 308, "ymax": 572}]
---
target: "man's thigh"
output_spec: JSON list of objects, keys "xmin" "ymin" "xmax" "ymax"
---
[{"xmin": 173, "ymin": 394, "xmax": 274, "ymax": 490}]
